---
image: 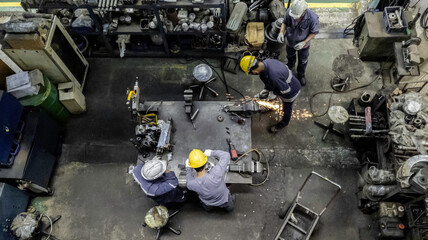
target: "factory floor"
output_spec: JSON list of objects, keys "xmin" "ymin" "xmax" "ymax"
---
[{"xmin": 32, "ymin": 38, "xmax": 386, "ymax": 240}]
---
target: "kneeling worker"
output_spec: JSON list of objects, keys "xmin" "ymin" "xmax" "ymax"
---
[
  {"xmin": 240, "ymin": 56, "xmax": 301, "ymax": 133},
  {"xmin": 133, "ymin": 159, "xmax": 186, "ymax": 207},
  {"xmin": 186, "ymin": 149, "xmax": 235, "ymax": 212}
]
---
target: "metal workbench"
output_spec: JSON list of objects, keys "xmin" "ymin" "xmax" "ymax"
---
[{"xmin": 139, "ymin": 101, "xmax": 253, "ymax": 186}]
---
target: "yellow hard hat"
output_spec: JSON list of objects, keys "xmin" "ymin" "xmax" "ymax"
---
[
  {"xmin": 188, "ymin": 149, "xmax": 207, "ymax": 168},
  {"xmin": 240, "ymin": 56, "xmax": 257, "ymax": 75}
]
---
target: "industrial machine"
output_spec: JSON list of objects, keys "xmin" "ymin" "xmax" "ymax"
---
[
  {"xmin": 1, "ymin": 15, "xmax": 88, "ymax": 90},
  {"xmin": 0, "ymin": 92, "xmax": 63, "ymax": 194},
  {"xmin": 357, "ymin": 12, "xmax": 411, "ymax": 60}
]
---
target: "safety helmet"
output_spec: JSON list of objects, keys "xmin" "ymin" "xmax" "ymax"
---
[
  {"xmin": 289, "ymin": 0, "xmax": 308, "ymax": 19},
  {"xmin": 240, "ymin": 55, "xmax": 258, "ymax": 75},
  {"xmin": 188, "ymin": 149, "xmax": 207, "ymax": 168},
  {"xmin": 141, "ymin": 160, "xmax": 167, "ymax": 181}
]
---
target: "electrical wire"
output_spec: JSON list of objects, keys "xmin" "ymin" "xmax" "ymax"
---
[
  {"xmin": 251, "ymin": 149, "xmax": 271, "ymax": 186},
  {"xmin": 309, "ymin": 75, "xmax": 381, "ymax": 118},
  {"xmin": 40, "ymin": 213, "xmax": 53, "ymax": 240}
]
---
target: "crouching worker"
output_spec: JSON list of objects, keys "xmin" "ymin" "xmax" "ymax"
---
[
  {"xmin": 133, "ymin": 159, "xmax": 186, "ymax": 207},
  {"xmin": 186, "ymin": 149, "xmax": 235, "ymax": 212}
]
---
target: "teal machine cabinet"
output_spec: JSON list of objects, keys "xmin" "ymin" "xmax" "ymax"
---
[{"xmin": 358, "ymin": 12, "xmax": 410, "ymax": 61}]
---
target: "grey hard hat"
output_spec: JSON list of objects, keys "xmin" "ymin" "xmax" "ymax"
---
[
  {"xmin": 289, "ymin": 0, "xmax": 308, "ymax": 19},
  {"xmin": 141, "ymin": 160, "xmax": 167, "ymax": 181}
]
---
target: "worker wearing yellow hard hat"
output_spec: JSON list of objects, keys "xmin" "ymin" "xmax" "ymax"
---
[
  {"xmin": 239, "ymin": 56, "xmax": 301, "ymax": 133},
  {"xmin": 240, "ymin": 55, "xmax": 258, "ymax": 75},
  {"xmin": 185, "ymin": 149, "xmax": 235, "ymax": 212}
]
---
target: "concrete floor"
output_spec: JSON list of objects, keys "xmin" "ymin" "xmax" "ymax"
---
[{"xmin": 32, "ymin": 38, "xmax": 384, "ymax": 239}]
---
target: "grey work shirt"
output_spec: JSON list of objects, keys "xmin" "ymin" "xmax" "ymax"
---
[
  {"xmin": 186, "ymin": 150, "xmax": 230, "ymax": 207},
  {"xmin": 283, "ymin": 9, "xmax": 320, "ymax": 48}
]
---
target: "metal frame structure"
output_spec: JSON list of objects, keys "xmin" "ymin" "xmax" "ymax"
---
[
  {"xmin": 24, "ymin": 0, "xmax": 227, "ymax": 57},
  {"xmin": 274, "ymin": 171, "xmax": 342, "ymax": 240}
]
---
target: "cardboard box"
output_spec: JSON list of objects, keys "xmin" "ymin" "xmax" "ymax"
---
[
  {"xmin": 4, "ymin": 33, "xmax": 45, "ymax": 50},
  {"xmin": 58, "ymin": 82, "xmax": 86, "ymax": 114}
]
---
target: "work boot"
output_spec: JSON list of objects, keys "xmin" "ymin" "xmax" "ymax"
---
[
  {"xmin": 269, "ymin": 125, "xmax": 281, "ymax": 133},
  {"xmin": 298, "ymin": 75, "xmax": 306, "ymax": 86}
]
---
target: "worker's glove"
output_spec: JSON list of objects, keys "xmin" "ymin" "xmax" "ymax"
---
[
  {"xmin": 294, "ymin": 41, "xmax": 306, "ymax": 50},
  {"xmin": 254, "ymin": 89, "xmax": 269, "ymax": 99},
  {"xmin": 185, "ymin": 159, "xmax": 190, "ymax": 168},
  {"xmin": 277, "ymin": 32, "xmax": 285, "ymax": 43},
  {"xmin": 204, "ymin": 149, "xmax": 212, "ymax": 157}
]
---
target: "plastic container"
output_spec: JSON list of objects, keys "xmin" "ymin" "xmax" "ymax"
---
[
  {"xmin": 19, "ymin": 76, "xmax": 70, "ymax": 123},
  {"xmin": 226, "ymin": 2, "xmax": 247, "ymax": 33}
]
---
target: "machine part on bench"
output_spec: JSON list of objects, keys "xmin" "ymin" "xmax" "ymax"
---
[
  {"xmin": 403, "ymin": 100, "xmax": 422, "ymax": 116},
  {"xmin": 156, "ymin": 119, "xmax": 173, "ymax": 155},
  {"xmin": 409, "ymin": 168, "xmax": 428, "ymax": 193},
  {"xmin": 126, "ymin": 79, "xmax": 140, "ymax": 115},
  {"xmin": 223, "ymin": 100, "xmax": 261, "ymax": 115},
  {"xmin": 363, "ymin": 166, "xmax": 396, "ymax": 185},
  {"xmin": 230, "ymin": 113, "xmax": 246, "ymax": 125},
  {"xmin": 378, "ymin": 217, "xmax": 406, "ymax": 239},
  {"xmin": 363, "ymin": 184, "xmax": 397, "ymax": 201},
  {"xmin": 229, "ymin": 161, "xmax": 263, "ymax": 173},
  {"xmin": 359, "ymin": 92, "xmax": 372, "ymax": 106},
  {"xmin": 265, "ymin": 18, "xmax": 283, "ymax": 42},
  {"xmin": 396, "ymin": 155, "xmax": 428, "ymax": 188},
  {"xmin": 217, "ymin": 115, "xmax": 224, "ymax": 122},
  {"xmin": 378, "ymin": 202, "xmax": 405, "ymax": 218},
  {"xmin": 184, "ymin": 89, "xmax": 194, "ymax": 114}
]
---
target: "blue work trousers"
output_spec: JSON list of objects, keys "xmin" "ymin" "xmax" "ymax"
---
[
  {"xmin": 286, "ymin": 45, "xmax": 310, "ymax": 78},
  {"xmin": 276, "ymin": 101, "xmax": 294, "ymax": 129}
]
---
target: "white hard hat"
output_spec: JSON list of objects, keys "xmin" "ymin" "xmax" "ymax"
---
[
  {"xmin": 289, "ymin": 0, "xmax": 308, "ymax": 19},
  {"xmin": 141, "ymin": 160, "xmax": 167, "ymax": 181}
]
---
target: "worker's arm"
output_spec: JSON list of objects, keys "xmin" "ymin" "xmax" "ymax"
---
[
  {"xmin": 186, "ymin": 166, "xmax": 196, "ymax": 181},
  {"xmin": 210, "ymin": 150, "xmax": 231, "ymax": 178},
  {"xmin": 304, "ymin": 14, "xmax": 319, "ymax": 44},
  {"xmin": 303, "ymin": 33, "xmax": 316, "ymax": 45},
  {"xmin": 279, "ymin": 23, "xmax": 286, "ymax": 35},
  {"xmin": 154, "ymin": 171, "xmax": 179, "ymax": 195}
]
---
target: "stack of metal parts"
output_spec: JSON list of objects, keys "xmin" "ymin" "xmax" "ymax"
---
[
  {"xmin": 348, "ymin": 94, "xmax": 389, "ymax": 139},
  {"xmin": 348, "ymin": 110, "xmax": 389, "ymax": 138},
  {"xmin": 97, "ymin": 0, "xmax": 121, "ymax": 11},
  {"xmin": 360, "ymin": 165, "xmax": 397, "ymax": 203},
  {"xmin": 264, "ymin": 18, "xmax": 282, "ymax": 43},
  {"xmin": 389, "ymin": 92, "xmax": 428, "ymax": 162},
  {"xmin": 21, "ymin": 0, "xmax": 85, "ymax": 7},
  {"xmin": 159, "ymin": 8, "xmax": 219, "ymax": 33}
]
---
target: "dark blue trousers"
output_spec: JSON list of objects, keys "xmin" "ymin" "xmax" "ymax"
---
[
  {"xmin": 276, "ymin": 101, "xmax": 294, "ymax": 129},
  {"xmin": 286, "ymin": 45, "xmax": 310, "ymax": 78}
]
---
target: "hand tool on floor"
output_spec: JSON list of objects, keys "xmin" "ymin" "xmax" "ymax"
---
[
  {"xmin": 226, "ymin": 138, "xmax": 238, "ymax": 161},
  {"xmin": 314, "ymin": 106, "xmax": 348, "ymax": 141}
]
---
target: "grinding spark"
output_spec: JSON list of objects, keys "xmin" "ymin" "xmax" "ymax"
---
[
  {"xmin": 255, "ymin": 99, "xmax": 284, "ymax": 120},
  {"xmin": 292, "ymin": 109, "xmax": 313, "ymax": 120}
]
